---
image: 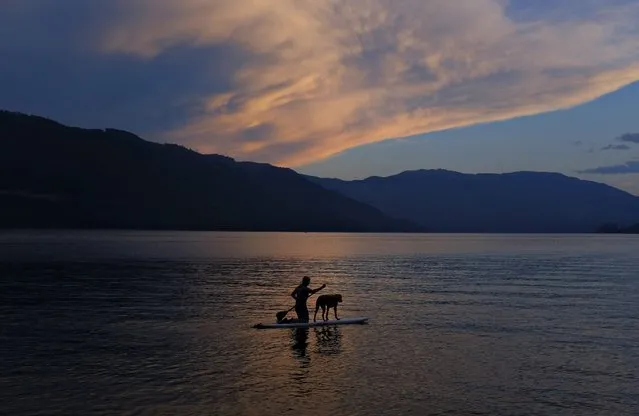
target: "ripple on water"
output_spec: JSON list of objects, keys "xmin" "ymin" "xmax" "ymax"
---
[{"xmin": 1, "ymin": 232, "xmax": 638, "ymax": 415}]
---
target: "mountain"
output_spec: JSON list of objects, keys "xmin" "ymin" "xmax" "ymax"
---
[
  {"xmin": 0, "ymin": 110, "xmax": 422, "ymax": 232},
  {"xmin": 597, "ymin": 223, "xmax": 639, "ymax": 234},
  {"xmin": 618, "ymin": 224, "xmax": 639, "ymax": 233},
  {"xmin": 305, "ymin": 169, "xmax": 639, "ymax": 233}
]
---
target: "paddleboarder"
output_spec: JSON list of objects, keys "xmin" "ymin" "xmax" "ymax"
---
[{"xmin": 290, "ymin": 276, "xmax": 325, "ymax": 322}]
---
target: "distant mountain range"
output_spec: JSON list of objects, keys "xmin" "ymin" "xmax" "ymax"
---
[
  {"xmin": 596, "ymin": 223, "xmax": 639, "ymax": 234},
  {"xmin": 2, "ymin": 109, "xmax": 638, "ymax": 233},
  {"xmin": 0, "ymin": 110, "xmax": 419, "ymax": 232},
  {"xmin": 305, "ymin": 170, "xmax": 639, "ymax": 233}
]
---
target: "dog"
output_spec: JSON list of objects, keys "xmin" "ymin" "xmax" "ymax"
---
[{"xmin": 314, "ymin": 294, "xmax": 343, "ymax": 321}]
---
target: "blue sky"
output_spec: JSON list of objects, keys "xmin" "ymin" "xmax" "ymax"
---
[
  {"xmin": 299, "ymin": 80, "xmax": 639, "ymax": 194},
  {"xmin": 1, "ymin": 0, "xmax": 639, "ymax": 194}
]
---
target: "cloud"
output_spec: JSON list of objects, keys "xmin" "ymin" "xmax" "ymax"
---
[
  {"xmin": 601, "ymin": 144, "xmax": 631, "ymax": 151},
  {"xmin": 599, "ymin": 132, "xmax": 638, "ymax": 152},
  {"xmin": 0, "ymin": 1, "xmax": 253, "ymax": 135},
  {"xmin": 616, "ymin": 133, "xmax": 639, "ymax": 144},
  {"xmin": 577, "ymin": 161, "xmax": 639, "ymax": 174},
  {"xmin": 3, "ymin": 0, "xmax": 639, "ymax": 166}
]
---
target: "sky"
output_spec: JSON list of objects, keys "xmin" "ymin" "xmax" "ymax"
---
[{"xmin": 1, "ymin": 0, "xmax": 639, "ymax": 195}]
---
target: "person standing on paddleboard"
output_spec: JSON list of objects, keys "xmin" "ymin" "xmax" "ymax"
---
[{"xmin": 291, "ymin": 276, "xmax": 325, "ymax": 322}]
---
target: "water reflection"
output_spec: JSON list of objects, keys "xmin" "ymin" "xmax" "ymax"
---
[
  {"xmin": 315, "ymin": 326, "xmax": 342, "ymax": 356},
  {"xmin": 4, "ymin": 233, "xmax": 638, "ymax": 416},
  {"xmin": 291, "ymin": 328, "xmax": 310, "ymax": 363},
  {"xmin": 289, "ymin": 328, "xmax": 312, "ymax": 399},
  {"xmin": 289, "ymin": 326, "xmax": 343, "ymax": 363}
]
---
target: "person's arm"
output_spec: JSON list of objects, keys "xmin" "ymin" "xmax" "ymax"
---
[
  {"xmin": 311, "ymin": 284, "xmax": 326, "ymax": 294},
  {"xmin": 291, "ymin": 288, "xmax": 298, "ymax": 299}
]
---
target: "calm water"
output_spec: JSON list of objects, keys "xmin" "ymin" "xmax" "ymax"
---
[{"xmin": 1, "ymin": 231, "xmax": 638, "ymax": 415}]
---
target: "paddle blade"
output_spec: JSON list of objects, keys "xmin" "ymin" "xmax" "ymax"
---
[{"xmin": 275, "ymin": 310, "xmax": 288, "ymax": 322}]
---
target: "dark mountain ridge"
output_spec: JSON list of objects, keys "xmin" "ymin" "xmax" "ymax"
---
[
  {"xmin": 0, "ymin": 110, "xmax": 421, "ymax": 232},
  {"xmin": 597, "ymin": 222, "xmax": 639, "ymax": 234},
  {"xmin": 305, "ymin": 169, "xmax": 639, "ymax": 233},
  {"xmin": 4, "ymin": 109, "xmax": 637, "ymax": 234}
]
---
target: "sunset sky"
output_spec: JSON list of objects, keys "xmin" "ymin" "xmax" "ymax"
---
[{"xmin": 1, "ymin": 0, "xmax": 639, "ymax": 194}]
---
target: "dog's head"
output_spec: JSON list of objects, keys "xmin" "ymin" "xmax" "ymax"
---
[{"xmin": 335, "ymin": 294, "xmax": 343, "ymax": 303}]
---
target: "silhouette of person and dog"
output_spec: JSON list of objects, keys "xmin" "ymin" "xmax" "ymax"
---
[{"xmin": 278, "ymin": 276, "xmax": 343, "ymax": 323}]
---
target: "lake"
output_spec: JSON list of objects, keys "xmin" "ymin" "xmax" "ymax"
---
[{"xmin": 1, "ymin": 231, "xmax": 638, "ymax": 415}]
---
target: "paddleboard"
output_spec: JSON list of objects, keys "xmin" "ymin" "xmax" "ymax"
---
[{"xmin": 253, "ymin": 317, "xmax": 369, "ymax": 329}]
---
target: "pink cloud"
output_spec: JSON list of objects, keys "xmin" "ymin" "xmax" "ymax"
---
[{"xmin": 98, "ymin": 0, "xmax": 639, "ymax": 166}]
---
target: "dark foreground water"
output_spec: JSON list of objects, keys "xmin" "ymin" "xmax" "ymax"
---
[{"xmin": 1, "ymin": 231, "xmax": 638, "ymax": 415}]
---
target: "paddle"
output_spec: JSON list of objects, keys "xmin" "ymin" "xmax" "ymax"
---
[{"xmin": 275, "ymin": 284, "xmax": 326, "ymax": 322}]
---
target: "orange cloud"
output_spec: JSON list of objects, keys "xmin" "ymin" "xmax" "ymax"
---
[{"xmin": 100, "ymin": 0, "xmax": 639, "ymax": 166}]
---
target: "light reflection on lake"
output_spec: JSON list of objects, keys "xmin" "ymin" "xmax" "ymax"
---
[{"xmin": 1, "ymin": 231, "xmax": 638, "ymax": 415}]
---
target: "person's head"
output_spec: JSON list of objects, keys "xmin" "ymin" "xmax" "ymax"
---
[{"xmin": 302, "ymin": 276, "xmax": 310, "ymax": 286}]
